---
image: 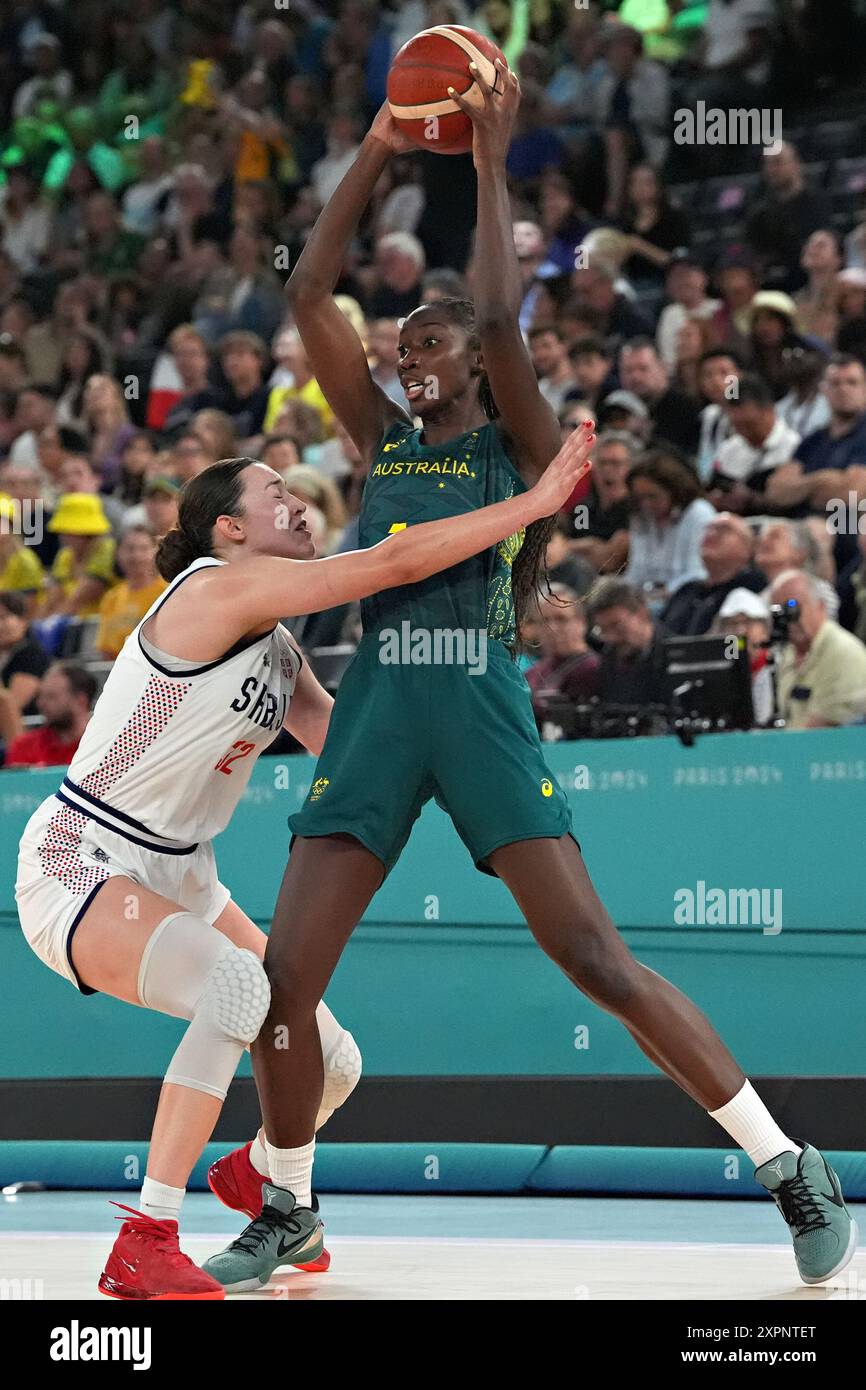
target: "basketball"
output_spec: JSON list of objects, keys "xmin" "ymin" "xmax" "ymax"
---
[{"xmin": 387, "ymin": 25, "xmax": 509, "ymax": 156}]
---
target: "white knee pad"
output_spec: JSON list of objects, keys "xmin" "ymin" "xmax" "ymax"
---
[
  {"xmin": 137, "ymin": 912, "xmax": 271, "ymax": 1101},
  {"xmin": 321, "ymin": 1028, "xmax": 362, "ymax": 1112}
]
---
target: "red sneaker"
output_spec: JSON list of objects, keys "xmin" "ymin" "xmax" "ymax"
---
[
  {"xmin": 98, "ymin": 1204, "xmax": 225, "ymax": 1300},
  {"xmin": 208, "ymin": 1143, "xmax": 331, "ymax": 1272}
]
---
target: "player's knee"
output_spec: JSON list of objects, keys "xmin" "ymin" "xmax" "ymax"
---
[
  {"xmin": 549, "ymin": 930, "xmax": 640, "ymax": 1015},
  {"xmin": 322, "ymin": 1028, "xmax": 362, "ymax": 1110},
  {"xmin": 263, "ymin": 944, "xmax": 318, "ymax": 1017},
  {"xmin": 203, "ymin": 946, "xmax": 271, "ymax": 1045}
]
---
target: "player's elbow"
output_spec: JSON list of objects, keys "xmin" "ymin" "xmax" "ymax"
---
[
  {"xmin": 476, "ymin": 306, "xmax": 520, "ymax": 336},
  {"xmin": 377, "ymin": 535, "xmax": 416, "ymax": 589}
]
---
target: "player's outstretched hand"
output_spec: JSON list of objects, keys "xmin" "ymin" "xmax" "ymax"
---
[
  {"xmin": 368, "ymin": 100, "xmax": 416, "ymax": 156},
  {"xmin": 448, "ymin": 57, "xmax": 520, "ymax": 167},
  {"xmin": 526, "ymin": 421, "xmax": 595, "ymax": 522}
]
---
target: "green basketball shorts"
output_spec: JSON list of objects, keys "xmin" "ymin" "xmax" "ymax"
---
[{"xmin": 289, "ymin": 634, "xmax": 572, "ymax": 875}]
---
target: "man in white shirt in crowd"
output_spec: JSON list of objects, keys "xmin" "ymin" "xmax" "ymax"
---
[{"xmin": 709, "ymin": 373, "xmax": 801, "ymax": 514}]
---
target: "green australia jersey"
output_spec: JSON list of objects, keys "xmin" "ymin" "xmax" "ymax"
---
[{"xmin": 359, "ymin": 419, "xmax": 527, "ymax": 646}]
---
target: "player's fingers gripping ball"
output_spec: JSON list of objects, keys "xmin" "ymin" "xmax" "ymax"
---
[{"xmin": 387, "ymin": 25, "xmax": 508, "ymax": 154}]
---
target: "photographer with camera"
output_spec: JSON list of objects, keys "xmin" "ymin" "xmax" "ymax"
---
[{"xmin": 769, "ymin": 570, "xmax": 866, "ymax": 729}]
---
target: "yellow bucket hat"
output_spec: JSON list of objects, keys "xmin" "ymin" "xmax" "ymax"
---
[
  {"xmin": 0, "ymin": 492, "xmax": 16, "ymax": 523},
  {"xmin": 48, "ymin": 492, "xmax": 112, "ymax": 536}
]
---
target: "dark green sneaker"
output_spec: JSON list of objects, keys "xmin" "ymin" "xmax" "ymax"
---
[
  {"xmin": 755, "ymin": 1143, "xmax": 858, "ymax": 1284},
  {"xmin": 202, "ymin": 1185, "xmax": 324, "ymax": 1293}
]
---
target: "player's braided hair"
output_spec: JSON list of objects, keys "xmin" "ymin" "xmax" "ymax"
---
[
  {"xmin": 155, "ymin": 457, "xmax": 255, "ymax": 581},
  {"xmin": 431, "ymin": 297, "xmax": 558, "ymax": 645}
]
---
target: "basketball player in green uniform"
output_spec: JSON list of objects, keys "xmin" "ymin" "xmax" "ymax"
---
[{"xmin": 204, "ymin": 63, "xmax": 856, "ymax": 1291}]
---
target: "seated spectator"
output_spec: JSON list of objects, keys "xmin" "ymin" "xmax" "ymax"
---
[
  {"xmin": 113, "ymin": 430, "xmax": 158, "ymax": 510},
  {"xmin": 709, "ymin": 374, "xmax": 801, "ymax": 514},
  {"xmin": 82, "ymin": 374, "xmax": 136, "ymax": 492},
  {"xmin": 835, "ymin": 268, "xmax": 866, "ymax": 360},
  {"xmin": 172, "ymin": 432, "xmax": 215, "ymax": 483},
  {"xmin": 567, "ymin": 428, "xmax": 636, "ymax": 574},
  {"xmin": 708, "ymin": 246, "xmax": 758, "ymax": 359},
  {"xmin": 149, "ymin": 325, "xmax": 212, "ymax": 433},
  {"xmin": 0, "ymin": 591, "xmax": 49, "ymax": 747},
  {"xmin": 766, "ymin": 355, "xmax": 866, "ymax": 519},
  {"xmin": 542, "ymin": 7, "xmax": 607, "ymax": 144},
  {"xmin": 776, "ymin": 346, "xmax": 832, "ymax": 441},
  {"xmin": 746, "ymin": 143, "xmax": 832, "ymax": 291},
  {"xmin": 192, "ymin": 225, "xmax": 283, "ymax": 344},
  {"xmin": 590, "ymin": 24, "xmax": 670, "ymax": 219},
  {"xmin": 690, "ymin": 0, "xmax": 776, "ymax": 110},
  {"xmin": 97, "ymin": 526, "xmax": 166, "ymax": 660},
  {"xmin": 209, "ymin": 332, "xmax": 272, "ymax": 446},
  {"xmin": 43, "ymin": 494, "xmax": 117, "ymax": 619},
  {"xmin": 625, "ymin": 448, "xmax": 716, "ymax": 597},
  {"xmin": 794, "ymin": 231, "xmax": 842, "ymax": 345},
  {"xmin": 8, "ymin": 384, "xmax": 60, "ymax": 471},
  {"xmin": 525, "ymin": 586, "xmax": 601, "ymax": 717},
  {"xmin": 621, "ymin": 163, "xmax": 690, "ymax": 291},
  {"xmin": 570, "ymin": 264, "xmax": 653, "ymax": 346},
  {"xmin": 755, "ymin": 519, "xmax": 840, "ymax": 619},
  {"xmin": 367, "ymin": 317, "xmax": 403, "ymax": 406},
  {"xmin": 771, "ymin": 570, "xmax": 866, "ymax": 728},
  {"xmin": 311, "ymin": 112, "xmax": 362, "ymax": 207},
  {"xmin": 747, "ymin": 292, "xmax": 811, "ymax": 400},
  {"xmin": 263, "ymin": 328, "xmax": 333, "ymax": 435},
  {"xmin": 12, "ymin": 33, "xmax": 73, "ymax": 119},
  {"xmin": 714, "ymin": 587, "xmax": 774, "ymax": 726},
  {"xmin": 596, "ymin": 388, "xmax": 652, "ymax": 440},
  {"xmin": 672, "ymin": 315, "xmax": 715, "ymax": 403},
  {"xmin": 0, "ymin": 460, "xmax": 58, "ymax": 569},
  {"xmin": 537, "ymin": 171, "xmax": 594, "ymax": 277},
  {"xmin": 587, "ymin": 578, "xmax": 667, "ymax": 704},
  {"xmin": 0, "ymin": 165, "xmax": 53, "ymax": 274},
  {"xmin": 530, "ymin": 325, "xmax": 578, "ymax": 414},
  {"xmin": 662, "ymin": 512, "xmax": 765, "ymax": 636},
  {"xmin": 3, "ymin": 660, "xmax": 96, "ymax": 768},
  {"xmin": 36, "ymin": 424, "xmax": 90, "ymax": 506},
  {"xmin": 193, "ymin": 409, "xmax": 238, "ymax": 465},
  {"xmin": 138, "ymin": 475, "xmax": 180, "ymax": 537},
  {"xmin": 657, "ymin": 251, "xmax": 721, "ymax": 370},
  {"xmin": 619, "ymin": 337, "xmax": 701, "ymax": 454},
  {"xmin": 367, "ymin": 232, "xmax": 425, "ymax": 319},
  {"xmin": 568, "ymin": 335, "xmax": 618, "ymax": 409},
  {"xmin": 696, "ymin": 347, "xmax": 742, "ymax": 482},
  {"xmin": 0, "ymin": 495, "xmax": 44, "ymax": 606},
  {"xmin": 506, "ymin": 79, "xmax": 566, "ymax": 184},
  {"xmin": 261, "ymin": 434, "xmax": 302, "ymax": 476},
  {"xmin": 55, "ymin": 332, "xmax": 109, "ymax": 436}
]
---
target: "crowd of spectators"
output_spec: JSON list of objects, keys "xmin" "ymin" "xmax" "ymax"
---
[{"xmin": 2, "ymin": 0, "xmax": 866, "ymax": 767}]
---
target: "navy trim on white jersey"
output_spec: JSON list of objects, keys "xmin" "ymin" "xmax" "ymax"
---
[
  {"xmin": 57, "ymin": 780, "xmax": 199, "ymax": 854},
  {"xmin": 138, "ymin": 561, "xmax": 277, "ymax": 678}
]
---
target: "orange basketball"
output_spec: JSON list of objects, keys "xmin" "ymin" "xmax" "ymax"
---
[{"xmin": 387, "ymin": 25, "xmax": 508, "ymax": 156}]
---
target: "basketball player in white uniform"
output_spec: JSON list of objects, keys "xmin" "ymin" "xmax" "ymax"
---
[{"xmin": 16, "ymin": 439, "xmax": 594, "ymax": 1298}]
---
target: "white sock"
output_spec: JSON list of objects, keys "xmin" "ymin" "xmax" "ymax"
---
[
  {"xmin": 265, "ymin": 1138, "xmax": 315, "ymax": 1207},
  {"xmin": 709, "ymin": 1080, "xmax": 803, "ymax": 1168},
  {"xmin": 140, "ymin": 1176, "xmax": 185, "ymax": 1223},
  {"xmin": 249, "ymin": 1129, "xmax": 270, "ymax": 1178}
]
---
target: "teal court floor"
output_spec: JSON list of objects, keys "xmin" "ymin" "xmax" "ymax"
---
[{"xmin": 2, "ymin": 1192, "xmax": 864, "ymax": 1300}]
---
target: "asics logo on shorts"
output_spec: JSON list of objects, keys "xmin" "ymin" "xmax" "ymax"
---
[{"xmin": 541, "ymin": 779, "xmax": 553, "ymax": 798}]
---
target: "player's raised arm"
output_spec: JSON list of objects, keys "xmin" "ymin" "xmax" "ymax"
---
[
  {"xmin": 286, "ymin": 107, "xmax": 415, "ymax": 460},
  {"xmin": 209, "ymin": 420, "xmax": 594, "ymax": 627},
  {"xmin": 450, "ymin": 58, "xmax": 562, "ymax": 484}
]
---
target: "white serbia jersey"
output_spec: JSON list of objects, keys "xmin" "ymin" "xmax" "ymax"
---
[{"xmin": 59, "ymin": 558, "xmax": 301, "ymax": 847}]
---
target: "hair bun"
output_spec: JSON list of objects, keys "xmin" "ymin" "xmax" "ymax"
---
[{"xmin": 155, "ymin": 526, "xmax": 198, "ymax": 581}]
